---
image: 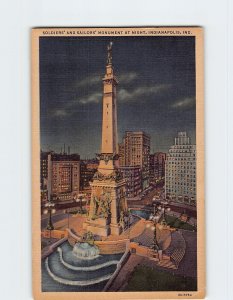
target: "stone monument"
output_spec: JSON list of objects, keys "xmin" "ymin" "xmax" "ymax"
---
[{"xmin": 83, "ymin": 42, "xmax": 127, "ymax": 236}]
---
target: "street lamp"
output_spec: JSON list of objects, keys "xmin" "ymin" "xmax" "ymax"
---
[
  {"xmin": 148, "ymin": 213, "xmax": 160, "ymax": 251},
  {"xmin": 148, "ymin": 202, "xmax": 162, "ymax": 251},
  {"xmin": 76, "ymin": 193, "xmax": 85, "ymax": 213},
  {"xmin": 160, "ymin": 200, "xmax": 171, "ymax": 224},
  {"xmin": 43, "ymin": 201, "xmax": 56, "ymax": 243}
]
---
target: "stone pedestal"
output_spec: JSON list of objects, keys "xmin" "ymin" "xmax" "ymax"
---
[
  {"xmin": 85, "ymin": 223, "xmax": 110, "ymax": 237},
  {"xmin": 84, "ymin": 177, "xmax": 127, "ymax": 237},
  {"xmin": 83, "ymin": 220, "xmax": 122, "ymax": 237},
  {"xmin": 110, "ymin": 223, "xmax": 122, "ymax": 235},
  {"xmin": 83, "ymin": 217, "xmax": 111, "ymax": 237}
]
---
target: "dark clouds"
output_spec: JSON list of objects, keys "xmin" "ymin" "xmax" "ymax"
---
[{"xmin": 40, "ymin": 36, "xmax": 196, "ymax": 157}]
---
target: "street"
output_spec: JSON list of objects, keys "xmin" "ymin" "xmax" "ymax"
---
[
  {"xmin": 127, "ymin": 183, "xmax": 196, "ymax": 219},
  {"xmin": 127, "ymin": 187, "xmax": 163, "ymax": 208},
  {"xmin": 41, "ymin": 210, "xmax": 67, "ymax": 230}
]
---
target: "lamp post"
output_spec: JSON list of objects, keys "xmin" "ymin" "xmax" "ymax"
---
[
  {"xmin": 148, "ymin": 202, "xmax": 162, "ymax": 251},
  {"xmin": 146, "ymin": 200, "xmax": 171, "ymax": 253},
  {"xmin": 160, "ymin": 200, "xmax": 171, "ymax": 224},
  {"xmin": 76, "ymin": 193, "xmax": 85, "ymax": 213},
  {"xmin": 149, "ymin": 213, "xmax": 160, "ymax": 251},
  {"xmin": 85, "ymin": 194, "xmax": 90, "ymax": 217},
  {"xmin": 43, "ymin": 201, "xmax": 56, "ymax": 243}
]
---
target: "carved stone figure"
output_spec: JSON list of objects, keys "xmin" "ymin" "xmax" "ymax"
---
[
  {"xmin": 89, "ymin": 195, "xmax": 99, "ymax": 219},
  {"xmin": 93, "ymin": 169, "xmax": 122, "ymax": 182},
  {"xmin": 120, "ymin": 211, "xmax": 125, "ymax": 229},
  {"xmin": 92, "ymin": 190, "xmax": 112, "ymax": 219}
]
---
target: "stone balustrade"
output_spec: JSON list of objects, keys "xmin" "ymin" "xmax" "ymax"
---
[
  {"xmin": 41, "ymin": 229, "xmax": 68, "ymax": 239},
  {"xmin": 42, "ymin": 237, "xmax": 68, "ymax": 259},
  {"xmin": 103, "ymin": 241, "xmax": 130, "ymax": 291},
  {"xmin": 66, "ymin": 228, "xmax": 129, "ymax": 254}
]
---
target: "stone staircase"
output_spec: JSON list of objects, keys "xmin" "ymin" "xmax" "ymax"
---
[
  {"xmin": 162, "ymin": 230, "xmax": 186, "ymax": 269},
  {"xmin": 171, "ymin": 248, "xmax": 185, "ymax": 267},
  {"xmin": 157, "ymin": 259, "xmax": 177, "ymax": 269},
  {"xmin": 133, "ymin": 227, "xmax": 153, "ymax": 247}
]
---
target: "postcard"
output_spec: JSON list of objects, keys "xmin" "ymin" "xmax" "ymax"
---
[{"xmin": 32, "ymin": 27, "xmax": 205, "ymax": 299}]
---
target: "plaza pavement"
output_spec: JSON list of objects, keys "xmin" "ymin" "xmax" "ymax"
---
[{"xmin": 107, "ymin": 229, "xmax": 197, "ymax": 291}]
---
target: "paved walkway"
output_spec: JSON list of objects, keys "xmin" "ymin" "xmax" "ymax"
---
[
  {"xmin": 174, "ymin": 230, "xmax": 197, "ymax": 277},
  {"xmin": 107, "ymin": 229, "xmax": 197, "ymax": 291},
  {"xmin": 107, "ymin": 254, "xmax": 144, "ymax": 291},
  {"xmin": 54, "ymin": 215, "xmax": 86, "ymax": 236}
]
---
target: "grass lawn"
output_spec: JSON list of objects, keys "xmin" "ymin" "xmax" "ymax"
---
[
  {"xmin": 124, "ymin": 265, "xmax": 197, "ymax": 291},
  {"xmin": 165, "ymin": 215, "xmax": 196, "ymax": 231}
]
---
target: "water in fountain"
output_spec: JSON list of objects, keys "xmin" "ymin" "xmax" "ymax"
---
[
  {"xmin": 72, "ymin": 242, "xmax": 100, "ymax": 260},
  {"xmin": 42, "ymin": 241, "xmax": 123, "ymax": 292}
]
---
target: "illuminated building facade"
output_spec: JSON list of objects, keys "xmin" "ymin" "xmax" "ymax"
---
[{"xmin": 165, "ymin": 132, "xmax": 196, "ymax": 205}]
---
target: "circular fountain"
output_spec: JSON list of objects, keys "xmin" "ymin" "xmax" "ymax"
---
[{"xmin": 72, "ymin": 242, "xmax": 100, "ymax": 260}]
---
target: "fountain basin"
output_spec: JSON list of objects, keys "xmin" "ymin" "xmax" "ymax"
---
[
  {"xmin": 42, "ymin": 241, "xmax": 123, "ymax": 292},
  {"xmin": 130, "ymin": 209, "xmax": 151, "ymax": 220},
  {"xmin": 73, "ymin": 242, "xmax": 100, "ymax": 260}
]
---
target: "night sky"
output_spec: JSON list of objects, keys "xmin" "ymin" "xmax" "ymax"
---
[{"xmin": 40, "ymin": 36, "xmax": 196, "ymax": 158}]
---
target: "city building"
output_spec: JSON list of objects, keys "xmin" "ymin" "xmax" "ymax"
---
[
  {"xmin": 118, "ymin": 143, "xmax": 125, "ymax": 166},
  {"xmin": 40, "ymin": 151, "xmax": 52, "ymax": 190},
  {"xmin": 165, "ymin": 132, "xmax": 196, "ymax": 206},
  {"xmin": 47, "ymin": 153, "xmax": 80, "ymax": 202},
  {"xmin": 40, "ymin": 151, "xmax": 55, "ymax": 203},
  {"xmin": 120, "ymin": 131, "xmax": 150, "ymax": 189},
  {"xmin": 80, "ymin": 159, "xmax": 98, "ymax": 190},
  {"xmin": 149, "ymin": 154, "xmax": 156, "ymax": 183},
  {"xmin": 86, "ymin": 160, "xmax": 99, "ymax": 170},
  {"xmin": 150, "ymin": 152, "xmax": 166, "ymax": 182},
  {"xmin": 119, "ymin": 166, "xmax": 142, "ymax": 198},
  {"xmin": 155, "ymin": 152, "xmax": 166, "ymax": 179}
]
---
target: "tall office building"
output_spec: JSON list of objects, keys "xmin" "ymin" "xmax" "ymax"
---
[
  {"xmin": 40, "ymin": 151, "xmax": 52, "ymax": 190},
  {"xmin": 47, "ymin": 153, "xmax": 80, "ymax": 202},
  {"xmin": 40, "ymin": 151, "xmax": 53, "ymax": 202},
  {"xmin": 80, "ymin": 159, "xmax": 98, "ymax": 190},
  {"xmin": 122, "ymin": 131, "xmax": 150, "ymax": 189},
  {"xmin": 149, "ymin": 154, "xmax": 155, "ymax": 181},
  {"xmin": 165, "ymin": 132, "xmax": 196, "ymax": 205},
  {"xmin": 155, "ymin": 152, "xmax": 166, "ymax": 179},
  {"xmin": 118, "ymin": 142, "xmax": 125, "ymax": 166},
  {"xmin": 119, "ymin": 166, "xmax": 142, "ymax": 198},
  {"xmin": 150, "ymin": 152, "xmax": 166, "ymax": 180}
]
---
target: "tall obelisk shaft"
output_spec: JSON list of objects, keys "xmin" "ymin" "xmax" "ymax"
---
[
  {"xmin": 83, "ymin": 43, "xmax": 127, "ymax": 237},
  {"xmin": 98, "ymin": 43, "xmax": 119, "ymax": 175},
  {"xmin": 101, "ymin": 62, "xmax": 118, "ymax": 155}
]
